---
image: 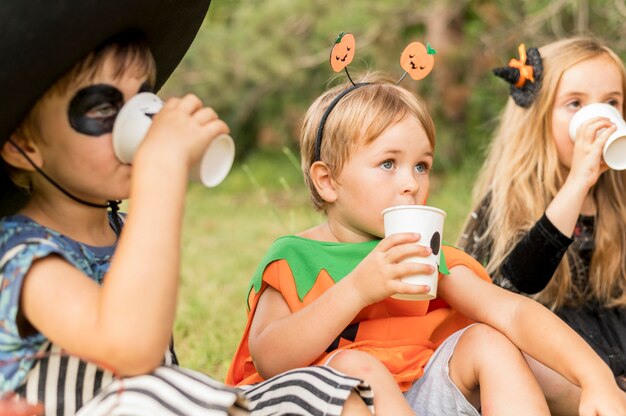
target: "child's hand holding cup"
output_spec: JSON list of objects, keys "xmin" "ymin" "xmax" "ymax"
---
[
  {"xmin": 382, "ymin": 205, "xmax": 446, "ymax": 301},
  {"xmin": 569, "ymin": 103, "xmax": 626, "ymax": 170},
  {"xmin": 112, "ymin": 92, "xmax": 235, "ymax": 187}
]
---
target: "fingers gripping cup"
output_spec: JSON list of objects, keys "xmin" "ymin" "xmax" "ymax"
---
[
  {"xmin": 568, "ymin": 103, "xmax": 626, "ymax": 170},
  {"xmin": 382, "ymin": 205, "xmax": 446, "ymax": 301},
  {"xmin": 112, "ymin": 92, "xmax": 235, "ymax": 187}
]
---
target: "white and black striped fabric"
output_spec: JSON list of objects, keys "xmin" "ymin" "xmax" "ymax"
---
[
  {"xmin": 241, "ymin": 366, "xmax": 374, "ymax": 415},
  {"xmin": 79, "ymin": 366, "xmax": 373, "ymax": 416},
  {"xmin": 13, "ymin": 343, "xmax": 116, "ymax": 415},
  {"xmin": 76, "ymin": 366, "xmax": 248, "ymax": 416},
  {"xmin": 14, "ymin": 344, "xmax": 373, "ymax": 415},
  {"xmin": 13, "ymin": 342, "xmax": 177, "ymax": 416}
]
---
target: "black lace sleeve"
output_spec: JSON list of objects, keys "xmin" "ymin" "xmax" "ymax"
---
[
  {"xmin": 499, "ymin": 214, "xmax": 573, "ymax": 294},
  {"xmin": 460, "ymin": 195, "xmax": 573, "ymax": 294},
  {"xmin": 458, "ymin": 196, "xmax": 493, "ymax": 269}
]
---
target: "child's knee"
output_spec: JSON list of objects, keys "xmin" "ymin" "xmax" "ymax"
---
[
  {"xmin": 451, "ymin": 323, "xmax": 527, "ymax": 385},
  {"xmin": 459, "ymin": 323, "xmax": 522, "ymax": 361},
  {"xmin": 449, "ymin": 324, "xmax": 528, "ymax": 405},
  {"xmin": 328, "ymin": 349, "xmax": 386, "ymax": 378}
]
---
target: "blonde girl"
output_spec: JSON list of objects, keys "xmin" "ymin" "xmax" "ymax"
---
[{"xmin": 459, "ymin": 36, "xmax": 626, "ymax": 397}]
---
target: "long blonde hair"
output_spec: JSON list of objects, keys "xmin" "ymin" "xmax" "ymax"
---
[{"xmin": 465, "ymin": 36, "xmax": 626, "ymax": 308}]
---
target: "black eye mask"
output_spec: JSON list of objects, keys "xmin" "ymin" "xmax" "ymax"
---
[
  {"xmin": 68, "ymin": 84, "xmax": 124, "ymax": 136},
  {"xmin": 68, "ymin": 82, "xmax": 153, "ymax": 136}
]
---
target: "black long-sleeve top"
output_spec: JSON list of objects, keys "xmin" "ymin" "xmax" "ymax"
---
[
  {"xmin": 460, "ymin": 196, "xmax": 626, "ymax": 377},
  {"xmin": 459, "ymin": 196, "xmax": 593, "ymax": 296}
]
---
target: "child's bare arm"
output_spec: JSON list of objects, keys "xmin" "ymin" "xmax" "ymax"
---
[
  {"xmin": 439, "ymin": 265, "xmax": 626, "ymax": 414},
  {"xmin": 249, "ymin": 233, "xmax": 432, "ymax": 378},
  {"xmin": 249, "ymin": 283, "xmax": 364, "ymax": 378},
  {"xmin": 21, "ymin": 95, "xmax": 230, "ymax": 376}
]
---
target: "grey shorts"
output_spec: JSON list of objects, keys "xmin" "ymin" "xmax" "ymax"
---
[{"xmin": 404, "ymin": 325, "xmax": 480, "ymax": 415}]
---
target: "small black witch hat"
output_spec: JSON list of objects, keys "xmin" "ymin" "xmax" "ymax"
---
[{"xmin": 493, "ymin": 44, "xmax": 543, "ymax": 108}]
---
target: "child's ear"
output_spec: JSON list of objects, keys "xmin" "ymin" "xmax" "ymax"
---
[
  {"xmin": 310, "ymin": 161, "xmax": 337, "ymax": 203},
  {"xmin": 1, "ymin": 134, "xmax": 42, "ymax": 171}
]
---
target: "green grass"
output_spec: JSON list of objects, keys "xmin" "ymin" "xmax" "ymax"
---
[{"xmin": 174, "ymin": 149, "xmax": 480, "ymax": 381}]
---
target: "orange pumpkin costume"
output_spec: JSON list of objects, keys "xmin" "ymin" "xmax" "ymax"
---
[{"xmin": 226, "ymin": 236, "xmax": 491, "ymax": 391}]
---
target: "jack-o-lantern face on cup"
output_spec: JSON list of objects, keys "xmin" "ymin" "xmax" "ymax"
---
[
  {"xmin": 330, "ymin": 32, "xmax": 356, "ymax": 72},
  {"xmin": 400, "ymin": 42, "xmax": 435, "ymax": 80}
]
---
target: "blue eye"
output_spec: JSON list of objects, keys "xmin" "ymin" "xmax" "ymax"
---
[
  {"xmin": 415, "ymin": 163, "xmax": 427, "ymax": 173},
  {"xmin": 380, "ymin": 160, "xmax": 394, "ymax": 170}
]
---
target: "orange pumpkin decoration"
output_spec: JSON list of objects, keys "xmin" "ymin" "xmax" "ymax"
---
[
  {"xmin": 330, "ymin": 32, "xmax": 356, "ymax": 72},
  {"xmin": 400, "ymin": 42, "xmax": 436, "ymax": 80}
]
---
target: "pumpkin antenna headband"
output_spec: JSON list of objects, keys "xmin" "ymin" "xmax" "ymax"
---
[{"xmin": 314, "ymin": 32, "xmax": 436, "ymax": 162}]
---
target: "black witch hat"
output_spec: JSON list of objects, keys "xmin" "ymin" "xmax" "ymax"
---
[
  {"xmin": 493, "ymin": 44, "xmax": 543, "ymax": 108},
  {"xmin": 0, "ymin": 0, "xmax": 212, "ymax": 216}
]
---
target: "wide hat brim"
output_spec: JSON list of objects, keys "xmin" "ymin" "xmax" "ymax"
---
[{"xmin": 0, "ymin": 0, "xmax": 212, "ymax": 215}]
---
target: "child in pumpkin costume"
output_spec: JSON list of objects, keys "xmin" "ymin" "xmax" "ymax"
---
[
  {"xmin": 226, "ymin": 73, "xmax": 626, "ymax": 415},
  {"xmin": 0, "ymin": 2, "xmax": 376, "ymax": 415}
]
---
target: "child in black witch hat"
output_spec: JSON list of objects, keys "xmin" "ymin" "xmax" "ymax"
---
[{"xmin": 0, "ymin": 1, "xmax": 375, "ymax": 415}]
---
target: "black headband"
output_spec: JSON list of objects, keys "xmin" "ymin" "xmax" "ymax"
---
[{"xmin": 314, "ymin": 82, "xmax": 370, "ymax": 162}]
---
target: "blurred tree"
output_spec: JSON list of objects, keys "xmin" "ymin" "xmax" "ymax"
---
[{"xmin": 162, "ymin": 0, "xmax": 626, "ymax": 167}]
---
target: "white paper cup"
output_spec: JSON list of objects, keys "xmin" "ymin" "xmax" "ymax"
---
[
  {"xmin": 112, "ymin": 92, "xmax": 235, "ymax": 187},
  {"xmin": 568, "ymin": 103, "xmax": 626, "ymax": 170},
  {"xmin": 382, "ymin": 204, "xmax": 446, "ymax": 301}
]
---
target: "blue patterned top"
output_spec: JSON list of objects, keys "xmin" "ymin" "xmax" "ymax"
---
[{"xmin": 0, "ymin": 214, "xmax": 117, "ymax": 392}]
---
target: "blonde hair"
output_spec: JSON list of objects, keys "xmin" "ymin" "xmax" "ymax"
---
[
  {"xmin": 300, "ymin": 72, "xmax": 435, "ymax": 211},
  {"xmin": 464, "ymin": 36, "xmax": 626, "ymax": 308},
  {"xmin": 8, "ymin": 31, "xmax": 156, "ymax": 192}
]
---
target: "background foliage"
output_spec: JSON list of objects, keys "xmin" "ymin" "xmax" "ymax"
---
[
  {"xmin": 164, "ymin": 0, "xmax": 626, "ymax": 168},
  {"xmin": 161, "ymin": 0, "xmax": 626, "ymax": 380}
]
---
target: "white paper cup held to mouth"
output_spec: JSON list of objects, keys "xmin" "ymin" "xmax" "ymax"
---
[
  {"xmin": 568, "ymin": 103, "xmax": 626, "ymax": 170},
  {"xmin": 382, "ymin": 205, "xmax": 446, "ymax": 301},
  {"xmin": 112, "ymin": 92, "xmax": 235, "ymax": 187}
]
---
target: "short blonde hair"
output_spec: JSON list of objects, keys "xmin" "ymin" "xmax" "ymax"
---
[
  {"xmin": 300, "ymin": 72, "xmax": 435, "ymax": 211},
  {"xmin": 8, "ymin": 32, "xmax": 156, "ymax": 192}
]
